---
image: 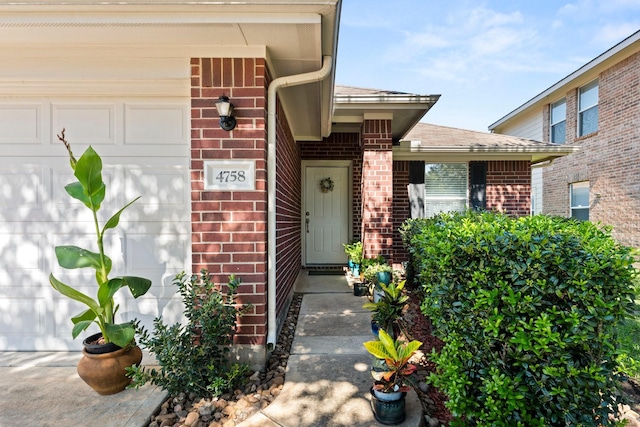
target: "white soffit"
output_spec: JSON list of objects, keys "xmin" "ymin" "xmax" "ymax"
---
[{"xmin": 0, "ymin": 1, "xmax": 339, "ymax": 140}]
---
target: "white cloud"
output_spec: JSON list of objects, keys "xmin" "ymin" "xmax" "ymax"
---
[
  {"xmin": 601, "ymin": 0, "xmax": 640, "ymax": 12},
  {"xmin": 390, "ymin": 6, "xmax": 541, "ymax": 83},
  {"xmin": 404, "ymin": 31, "xmax": 452, "ymax": 49},
  {"xmin": 464, "ymin": 8, "xmax": 524, "ymax": 28},
  {"xmin": 595, "ymin": 23, "xmax": 640, "ymax": 44}
]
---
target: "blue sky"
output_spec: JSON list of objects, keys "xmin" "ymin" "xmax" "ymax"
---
[{"xmin": 336, "ymin": 0, "xmax": 640, "ymax": 132}]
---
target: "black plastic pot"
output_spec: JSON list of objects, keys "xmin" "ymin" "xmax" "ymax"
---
[
  {"xmin": 83, "ymin": 332, "xmax": 121, "ymax": 354},
  {"xmin": 370, "ymin": 387, "xmax": 406, "ymax": 425},
  {"xmin": 354, "ymin": 282, "xmax": 369, "ymax": 296}
]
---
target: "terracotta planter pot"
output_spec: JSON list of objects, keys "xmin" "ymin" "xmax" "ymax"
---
[{"xmin": 77, "ymin": 342, "xmax": 142, "ymax": 395}]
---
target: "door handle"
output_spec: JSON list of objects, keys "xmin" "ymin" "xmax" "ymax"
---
[{"xmin": 305, "ymin": 211, "xmax": 310, "ymax": 233}]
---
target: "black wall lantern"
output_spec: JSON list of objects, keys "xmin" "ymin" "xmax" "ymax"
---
[{"xmin": 215, "ymin": 95, "xmax": 236, "ymax": 131}]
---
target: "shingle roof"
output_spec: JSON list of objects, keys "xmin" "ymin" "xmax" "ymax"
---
[
  {"xmin": 403, "ymin": 122, "xmax": 558, "ymax": 148},
  {"xmin": 334, "ymin": 85, "xmax": 413, "ymax": 96},
  {"xmin": 395, "ymin": 122, "xmax": 579, "ymax": 163}
]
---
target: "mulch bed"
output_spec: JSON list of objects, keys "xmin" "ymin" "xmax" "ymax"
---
[{"xmin": 403, "ymin": 290, "xmax": 452, "ymax": 425}]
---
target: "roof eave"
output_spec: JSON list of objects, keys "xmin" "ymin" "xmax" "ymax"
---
[
  {"xmin": 331, "ymin": 93, "xmax": 441, "ymax": 140},
  {"xmin": 489, "ymin": 29, "xmax": 640, "ymax": 131},
  {"xmin": 393, "ymin": 143, "xmax": 580, "ymax": 162}
]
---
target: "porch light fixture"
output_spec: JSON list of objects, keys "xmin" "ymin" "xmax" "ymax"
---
[{"xmin": 215, "ymin": 95, "xmax": 236, "ymax": 131}]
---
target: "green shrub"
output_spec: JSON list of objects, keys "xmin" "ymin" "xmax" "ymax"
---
[
  {"xmin": 127, "ymin": 270, "xmax": 250, "ymax": 397},
  {"xmin": 616, "ymin": 287, "xmax": 640, "ymax": 380},
  {"xmin": 399, "ymin": 217, "xmax": 432, "ymax": 290},
  {"xmin": 405, "ymin": 211, "xmax": 638, "ymax": 426}
]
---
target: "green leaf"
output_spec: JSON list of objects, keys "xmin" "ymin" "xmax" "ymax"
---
[
  {"xmin": 71, "ymin": 308, "xmax": 97, "ymax": 325},
  {"xmin": 49, "ymin": 273, "xmax": 99, "ymax": 312},
  {"xmin": 64, "ymin": 182, "xmax": 91, "ymax": 207},
  {"xmin": 363, "ymin": 340, "xmax": 392, "ymax": 360},
  {"xmin": 72, "ymin": 320, "xmax": 94, "ymax": 339},
  {"xmin": 105, "ymin": 322, "xmax": 135, "ymax": 348},
  {"xmin": 74, "ymin": 146, "xmax": 105, "ymax": 211},
  {"xmin": 103, "ymin": 196, "xmax": 141, "ymax": 232},
  {"xmin": 377, "ymin": 329, "xmax": 399, "ymax": 360},
  {"xmin": 54, "ymin": 245, "xmax": 103, "ymax": 270},
  {"xmin": 98, "ymin": 276, "xmax": 151, "ymax": 309},
  {"xmin": 122, "ymin": 276, "xmax": 152, "ymax": 298},
  {"xmin": 98, "ymin": 278, "xmax": 124, "ymax": 307}
]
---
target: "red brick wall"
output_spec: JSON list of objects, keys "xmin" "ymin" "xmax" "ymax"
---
[
  {"xmin": 543, "ymin": 51, "xmax": 640, "ymax": 248},
  {"xmin": 486, "ymin": 160, "xmax": 531, "ymax": 216},
  {"xmin": 300, "ymin": 133, "xmax": 363, "ymax": 242},
  {"xmin": 190, "ymin": 57, "xmax": 268, "ymax": 345},
  {"xmin": 361, "ymin": 119, "xmax": 393, "ymax": 260},
  {"xmin": 274, "ymin": 98, "xmax": 302, "ymax": 315}
]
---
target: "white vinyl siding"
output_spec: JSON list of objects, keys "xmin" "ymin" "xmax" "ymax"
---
[
  {"xmin": 578, "ymin": 80, "xmax": 599, "ymax": 137},
  {"xmin": 493, "ymin": 109, "xmax": 544, "ymax": 140},
  {"xmin": 424, "ymin": 163, "xmax": 468, "ymax": 217}
]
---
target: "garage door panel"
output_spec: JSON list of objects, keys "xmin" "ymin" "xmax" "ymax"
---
[
  {"xmin": 0, "ymin": 166, "xmax": 47, "ymax": 221},
  {"xmin": 0, "ymin": 233, "xmax": 46, "ymax": 283},
  {"xmin": 0, "ymin": 298, "xmax": 47, "ymax": 336},
  {"xmin": 0, "ymin": 104, "xmax": 43, "ymax": 144},
  {"xmin": 52, "ymin": 103, "xmax": 116, "ymax": 146},
  {"xmin": 0, "ymin": 96, "xmax": 191, "ymax": 351},
  {"xmin": 131, "ymin": 295, "xmax": 186, "ymax": 331},
  {"xmin": 125, "ymin": 104, "xmax": 189, "ymax": 145},
  {"xmin": 124, "ymin": 166, "xmax": 189, "ymax": 220}
]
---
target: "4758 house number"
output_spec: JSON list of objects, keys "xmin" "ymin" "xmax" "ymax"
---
[{"xmin": 204, "ymin": 160, "xmax": 256, "ymax": 190}]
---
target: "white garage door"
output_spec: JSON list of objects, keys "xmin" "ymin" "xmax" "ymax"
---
[{"xmin": 0, "ymin": 98, "xmax": 191, "ymax": 350}]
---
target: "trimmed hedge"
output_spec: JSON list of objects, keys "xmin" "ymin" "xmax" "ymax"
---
[{"xmin": 401, "ymin": 211, "xmax": 638, "ymax": 426}]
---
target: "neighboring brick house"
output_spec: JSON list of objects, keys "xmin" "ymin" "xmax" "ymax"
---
[
  {"xmin": 0, "ymin": 1, "xmax": 575, "ymax": 368},
  {"xmin": 490, "ymin": 30, "xmax": 640, "ymax": 249}
]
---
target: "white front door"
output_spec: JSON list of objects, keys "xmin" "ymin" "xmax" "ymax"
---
[{"xmin": 303, "ymin": 162, "xmax": 350, "ymax": 265}]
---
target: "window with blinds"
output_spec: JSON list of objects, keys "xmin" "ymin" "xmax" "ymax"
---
[
  {"xmin": 550, "ymin": 98, "xmax": 566, "ymax": 144},
  {"xmin": 570, "ymin": 181, "xmax": 589, "ymax": 220},
  {"xmin": 579, "ymin": 79, "xmax": 598, "ymax": 137},
  {"xmin": 424, "ymin": 163, "xmax": 468, "ymax": 217}
]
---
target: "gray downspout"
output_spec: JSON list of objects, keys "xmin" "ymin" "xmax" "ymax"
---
[{"xmin": 266, "ymin": 55, "xmax": 333, "ymax": 349}]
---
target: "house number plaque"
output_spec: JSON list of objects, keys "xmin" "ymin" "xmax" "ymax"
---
[{"xmin": 204, "ymin": 160, "xmax": 255, "ymax": 190}]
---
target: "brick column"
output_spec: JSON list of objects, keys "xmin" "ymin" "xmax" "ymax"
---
[
  {"xmin": 361, "ymin": 116, "xmax": 394, "ymax": 261},
  {"xmin": 190, "ymin": 58, "xmax": 268, "ymax": 354}
]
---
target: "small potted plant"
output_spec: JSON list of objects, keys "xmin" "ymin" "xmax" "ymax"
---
[
  {"xmin": 364, "ymin": 329, "xmax": 422, "ymax": 424},
  {"xmin": 343, "ymin": 241, "xmax": 363, "ymax": 276},
  {"xmin": 362, "ymin": 260, "xmax": 395, "ymax": 302},
  {"xmin": 48, "ymin": 129, "xmax": 152, "ymax": 395},
  {"xmin": 364, "ymin": 280, "xmax": 409, "ymax": 338}
]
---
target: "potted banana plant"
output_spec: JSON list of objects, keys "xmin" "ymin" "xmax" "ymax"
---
[
  {"xmin": 49, "ymin": 129, "xmax": 152, "ymax": 395},
  {"xmin": 364, "ymin": 329, "xmax": 422, "ymax": 425}
]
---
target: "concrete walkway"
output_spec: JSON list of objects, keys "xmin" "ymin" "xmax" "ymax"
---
[
  {"xmin": 0, "ymin": 271, "xmax": 422, "ymax": 427},
  {"xmin": 238, "ymin": 271, "xmax": 422, "ymax": 427},
  {"xmin": 0, "ymin": 351, "xmax": 166, "ymax": 427}
]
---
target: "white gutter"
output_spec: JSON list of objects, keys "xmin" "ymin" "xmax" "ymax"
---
[{"xmin": 266, "ymin": 55, "xmax": 333, "ymax": 349}]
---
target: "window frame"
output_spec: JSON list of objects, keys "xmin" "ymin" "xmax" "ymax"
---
[
  {"xmin": 424, "ymin": 162, "xmax": 469, "ymax": 217},
  {"xmin": 578, "ymin": 79, "xmax": 599, "ymax": 137},
  {"xmin": 550, "ymin": 98, "xmax": 566, "ymax": 144},
  {"xmin": 569, "ymin": 181, "xmax": 590, "ymax": 221}
]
